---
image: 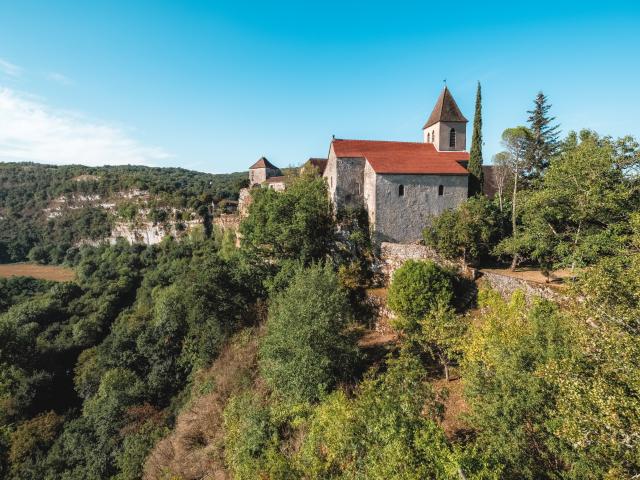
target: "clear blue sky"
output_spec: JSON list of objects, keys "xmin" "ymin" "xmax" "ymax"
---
[{"xmin": 0, "ymin": 1, "xmax": 638, "ymax": 173}]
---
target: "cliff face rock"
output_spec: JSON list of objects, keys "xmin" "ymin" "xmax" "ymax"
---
[
  {"xmin": 108, "ymin": 219, "xmax": 203, "ymax": 245},
  {"xmin": 44, "ymin": 190, "xmax": 209, "ymax": 246}
]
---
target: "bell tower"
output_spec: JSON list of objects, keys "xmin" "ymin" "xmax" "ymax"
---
[{"xmin": 422, "ymin": 86, "xmax": 468, "ymax": 151}]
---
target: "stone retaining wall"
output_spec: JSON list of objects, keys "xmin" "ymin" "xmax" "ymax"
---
[
  {"xmin": 378, "ymin": 242, "xmax": 462, "ymax": 281},
  {"xmin": 478, "ymin": 270, "xmax": 562, "ymax": 303},
  {"xmin": 364, "ymin": 290, "xmax": 396, "ymax": 333},
  {"xmin": 378, "ymin": 241, "xmax": 564, "ymax": 303}
]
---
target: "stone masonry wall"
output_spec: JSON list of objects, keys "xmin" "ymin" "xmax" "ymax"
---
[
  {"xmin": 478, "ymin": 271, "xmax": 562, "ymax": 303},
  {"xmin": 378, "ymin": 241, "xmax": 564, "ymax": 303},
  {"xmin": 373, "ymin": 174, "xmax": 468, "ymax": 244},
  {"xmin": 378, "ymin": 242, "xmax": 460, "ymax": 281}
]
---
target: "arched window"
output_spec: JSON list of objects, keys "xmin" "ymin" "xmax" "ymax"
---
[
  {"xmin": 428, "ymin": 132, "xmax": 432, "ymax": 142},
  {"xmin": 399, "ymin": 184, "xmax": 405, "ymax": 197},
  {"xmin": 438, "ymin": 185, "xmax": 444, "ymax": 196},
  {"xmin": 449, "ymin": 128, "xmax": 456, "ymax": 148}
]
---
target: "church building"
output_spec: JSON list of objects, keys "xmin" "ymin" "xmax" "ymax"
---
[{"xmin": 323, "ymin": 86, "xmax": 471, "ymax": 244}]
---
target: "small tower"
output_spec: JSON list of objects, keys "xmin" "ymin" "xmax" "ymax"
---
[
  {"xmin": 422, "ymin": 86, "xmax": 468, "ymax": 151},
  {"xmin": 248, "ymin": 157, "xmax": 281, "ymax": 187}
]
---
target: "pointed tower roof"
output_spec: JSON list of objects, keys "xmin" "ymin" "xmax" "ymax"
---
[
  {"xmin": 423, "ymin": 86, "xmax": 468, "ymax": 129},
  {"xmin": 249, "ymin": 156, "xmax": 278, "ymax": 169}
]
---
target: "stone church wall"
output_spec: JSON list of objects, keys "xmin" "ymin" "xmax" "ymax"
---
[
  {"xmin": 429, "ymin": 121, "xmax": 467, "ymax": 151},
  {"xmin": 325, "ymin": 150, "xmax": 365, "ymax": 210},
  {"xmin": 363, "ymin": 161, "xmax": 377, "ymax": 229},
  {"xmin": 373, "ymin": 174, "xmax": 467, "ymax": 244},
  {"xmin": 249, "ymin": 167, "xmax": 280, "ymax": 186}
]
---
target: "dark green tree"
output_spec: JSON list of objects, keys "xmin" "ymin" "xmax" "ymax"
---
[
  {"xmin": 526, "ymin": 92, "xmax": 560, "ymax": 179},
  {"xmin": 259, "ymin": 263, "xmax": 357, "ymax": 404},
  {"xmin": 240, "ymin": 172, "xmax": 335, "ymax": 265},
  {"xmin": 468, "ymin": 81, "xmax": 484, "ymax": 196},
  {"xmin": 424, "ymin": 195, "xmax": 508, "ymax": 267}
]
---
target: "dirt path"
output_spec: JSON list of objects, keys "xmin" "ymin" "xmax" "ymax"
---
[{"xmin": 433, "ymin": 377, "xmax": 470, "ymax": 439}]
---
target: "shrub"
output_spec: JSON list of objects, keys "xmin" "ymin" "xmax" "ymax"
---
[{"xmin": 387, "ymin": 260, "xmax": 453, "ymax": 333}]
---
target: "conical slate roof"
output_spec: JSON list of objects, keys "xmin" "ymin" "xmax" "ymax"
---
[
  {"xmin": 249, "ymin": 156, "xmax": 278, "ymax": 169},
  {"xmin": 423, "ymin": 86, "xmax": 468, "ymax": 129}
]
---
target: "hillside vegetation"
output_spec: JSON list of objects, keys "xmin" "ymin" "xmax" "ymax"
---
[{"xmin": 0, "ymin": 162, "xmax": 247, "ymax": 263}]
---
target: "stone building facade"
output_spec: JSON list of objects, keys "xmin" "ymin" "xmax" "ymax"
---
[
  {"xmin": 248, "ymin": 157, "xmax": 283, "ymax": 187},
  {"xmin": 241, "ymin": 87, "xmax": 471, "ymax": 245},
  {"xmin": 323, "ymin": 86, "xmax": 470, "ymax": 244}
]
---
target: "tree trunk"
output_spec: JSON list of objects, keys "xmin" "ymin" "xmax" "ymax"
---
[
  {"xmin": 510, "ymin": 169, "xmax": 519, "ymax": 271},
  {"xmin": 444, "ymin": 362, "xmax": 450, "ymax": 382}
]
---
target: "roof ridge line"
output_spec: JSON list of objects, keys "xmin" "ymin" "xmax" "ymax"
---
[{"xmin": 333, "ymin": 138, "xmax": 430, "ymax": 145}]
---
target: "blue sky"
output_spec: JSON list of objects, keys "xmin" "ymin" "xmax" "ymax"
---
[{"xmin": 0, "ymin": 1, "xmax": 638, "ymax": 173}]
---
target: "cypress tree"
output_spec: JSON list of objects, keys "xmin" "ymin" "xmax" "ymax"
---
[
  {"xmin": 526, "ymin": 92, "xmax": 560, "ymax": 179},
  {"xmin": 468, "ymin": 81, "xmax": 484, "ymax": 196}
]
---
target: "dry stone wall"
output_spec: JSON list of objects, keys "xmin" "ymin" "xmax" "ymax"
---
[
  {"xmin": 478, "ymin": 270, "xmax": 562, "ymax": 303},
  {"xmin": 378, "ymin": 241, "xmax": 565, "ymax": 303},
  {"xmin": 377, "ymin": 242, "xmax": 461, "ymax": 282}
]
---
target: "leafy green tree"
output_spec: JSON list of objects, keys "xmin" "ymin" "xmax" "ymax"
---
[
  {"xmin": 424, "ymin": 195, "xmax": 508, "ymax": 266},
  {"xmin": 496, "ymin": 127, "xmax": 533, "ymax": 269},
  {"xmin": 387, "ymin": 260, "xmax": 453, "ymax": 333},
  {"xmin": 542, "ymin": 217, "xmax": 640, "ymax": 478},
  {"xmin": 462, "ymin": 289, "xmax": 571, "ymax": 479},
  {"xmin": 525, "ymin": 92, "xmax": 560, "ymax": 180},
  {"xmin": 27, "ymin": 246, "xmax": 50, "ymax": 264},
  {"xmin": 498, "ymin": 133, "xmax": 637, "ymax": 271},
  {"xmin": 259, "ymin": 263, "xmax": 357, "ymax": 404},
  {"xmin": 296, "ymin": 350, "xmax": 457, "ymax": 479},
  {"xmin": 240, "ymin": 172, "xmax": 334, "ymax": 264},
  {"xmin": 222, "ymin": 392, "xmax": 292, "ymax": 480},
  {"xmin": 7, "ymin": 411, "xmax": 63, "ymax": 480},
  {"xmin": 419, "ymin": 299, "xmax": 467, "ymax": 381},
  {"xmin": 468, "ymin": 81, "xmax": 484, "ymax": 196}
]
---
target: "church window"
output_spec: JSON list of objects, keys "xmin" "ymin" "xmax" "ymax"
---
[
  {"xmin": 399, "ymin": 184, "xmax": 405, "ymax": 197},
  {"xmin": 428, "ymin": 132, "xmax": 432, "ymax": 142},
  {"xmin": 438, "ymin": 185, "xmax": 444, "ymax": 196},
  {"xmin": 449, "ymin": 128, "xmax": 456, "ymax": 148}
]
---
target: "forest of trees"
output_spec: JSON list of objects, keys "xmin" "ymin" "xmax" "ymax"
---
[{"xmin": 0, "ymin": 93, "xmax": 639, "ymax": 479}]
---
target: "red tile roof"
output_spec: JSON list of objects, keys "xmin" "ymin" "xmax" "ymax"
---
[
  {"xmin": 249, "ymin": 157, "xmax": 278, "ymax": 170},
  {"xmin": 305, "ymin": 158, "xmax": 328, "ymax": 175},
  {"xmin": 332, "ymin": 139, "xmax": 469, "ymax": 175},
  {"xmin": 423, "ymin": 86, "xmax": 468, "ymax": 129}
]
